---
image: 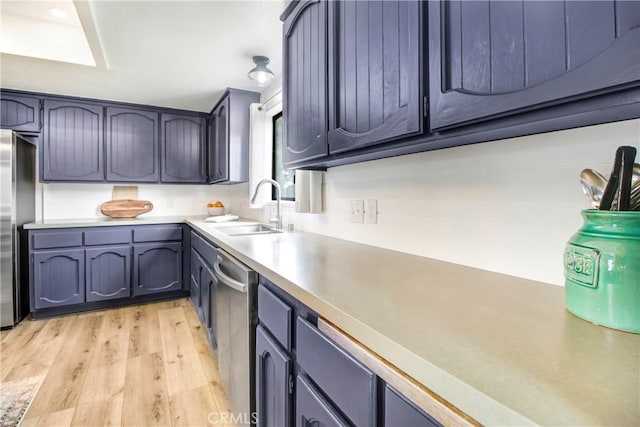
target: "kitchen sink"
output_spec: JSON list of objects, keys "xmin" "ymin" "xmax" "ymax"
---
[{"xmin": 219, "ymin": 224, "xmax": 283, "ymax": 236}]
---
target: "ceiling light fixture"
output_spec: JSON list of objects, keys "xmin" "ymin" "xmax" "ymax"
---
[
  {"xmin": 49, "ymin": 8, "xmax": 68, "ymax": 19},
  {"xmin": 248, "ymin": 56, "xmax": 275, "ymax": 87}
]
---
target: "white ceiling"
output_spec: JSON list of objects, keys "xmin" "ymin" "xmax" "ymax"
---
[
  {"xmin": 0, "ymin": 0, "xmax": 285, "ymax": 112},
  {"xmin": 1, "ymin": 1, "xmax": 97, "ymax": 66}
]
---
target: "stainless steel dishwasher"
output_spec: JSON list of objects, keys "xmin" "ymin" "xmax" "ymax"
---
[{"xmin": 213, "ymin": 249, "xmax": 258, "ymax": 426}]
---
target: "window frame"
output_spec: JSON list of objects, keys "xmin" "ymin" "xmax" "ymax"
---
[{"xmin": 271, "ymin": 111, "xmax": 294, "ymax": 201}]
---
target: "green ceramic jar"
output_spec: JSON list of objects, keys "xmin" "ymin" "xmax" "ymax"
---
[{"xmin": 564, "ymin": 210, "xmax": 640, "ymax": 333}]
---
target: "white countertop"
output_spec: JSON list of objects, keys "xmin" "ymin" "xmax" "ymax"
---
[
  {"xmin": 23, "ymin": 215, "xmax": 196, "ymax": 229},
  {"xmin": 24, "ymin": 216, "xmax": 640, "ymax": 425}
]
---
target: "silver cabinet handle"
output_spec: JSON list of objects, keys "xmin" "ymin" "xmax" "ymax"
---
[{"xmin": 213, "ymin": 262, "xmax": 247, "ymax": 293}]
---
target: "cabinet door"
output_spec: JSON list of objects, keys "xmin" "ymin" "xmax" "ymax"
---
[
  {"xmin": 0, "ymin": 93, "xmax": 41, "ymax": 132},
  {"xmin": 160, "ymin": 113, "xmax": 206, "ymax": 183},
  {"xmin": 32, "ymin": 249, "xmax": 85, "ymax": 309},
  {"xmin": 283, "ymin": 0, "xmax": 328, "ymax": 166},
  {"xmin": 296, "ymin": 374, "xmax": 348, "ymax": 427},
  {"xmin": 190, "ymin": 247, "xmax": 202, "ymax": 309},
  {"xmin": 199, "ymin": 259, "xmax": 211, "ymax": 326},
  {"xmin": 256, "ymin": 325, "xmax": 292, "ymax": 427},
  {"xmin": 85, "ymin": 246, "xmax": 131, "ymax": 302},
  {"xmin": 328, "ymin": 0, "xmax": 422, "ymax": 154},
  {"xmin": 43, "ymin": 100, "xmax": 104, "ymax": 181},
  {"xmin": 133, "ymin": 242, "xmax": 182, "ymax": 296},
  {"xmin": 201, "ymin": 263, "xmax": 217, "ymax": 346},
  {"xmin": 207, "ymin": 112, "xmax": 216, "ymax": 183},
  {"xmin": 106, "ymin": 107, "xmax": 159, "ymax": 182},
  {"xmin": 429, "ymin": 0, "xmax": 640, "ymax": 130},
  {"xmin": 212, "ymin": 97, "xmax": 229, "ymax": 183}
]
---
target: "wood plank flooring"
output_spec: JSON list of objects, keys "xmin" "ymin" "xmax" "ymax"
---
[{"xmin": 0, "ymin": 299, "xmax": 235, "ymax": 426}]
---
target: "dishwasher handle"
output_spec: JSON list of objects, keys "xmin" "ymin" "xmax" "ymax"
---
[{"xmin": 213, "ymin": 261, "xmax": 247, "ymax": 293}]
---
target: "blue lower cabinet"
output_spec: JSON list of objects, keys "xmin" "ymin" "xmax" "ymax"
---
[
  {"xmin": 190, "ymin": 247, "xmax": 202, "ymax": 309},
  {"xmin": 85, "ymin": 246, "xmax": 131, "ymax": 302},
  {"xmin": 296, "ymin": 374, "xmax": 348, "ymax": 427},
  {"xmin": 189, "ymin": 231, "xmax": 219, "ymax": 345},
  {"xmin": 202, "ymin": 264, "xmax": 217, "ymax": 347},
  {"xmin": 384, "ymin": 384, "xmax": 442, "ymax": 427},
  {"xmin": 255, "ymin": 279, "xmax": 448, "ymax": 427},
  {"xmin": 296, "ymin": 316, "xmax": 377, "ymax": 426},
  {"xmin": 200, "ymin": 262, "xmax": 211, "ymax": 327},
  {"xmin": 29, "ymin": 225, "xmax": 188, "ymax": 316},
  {"xmin": 256, "ymin": 325, "xmax": 292, "ymax": 427},
  {"xmin": 133, "ymin": 242, "xmax": 182, "ymax": 296},
  {"xmin": 32, "ymin": 249, "xmax": 85, "ymax": 309},
  {"xmin": 190, "ymin": 276, "xmax": 200, "ymax": 309}
]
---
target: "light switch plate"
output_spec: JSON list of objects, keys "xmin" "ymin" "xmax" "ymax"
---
[
  {"xmin": 365, "ymin": 199, "xmax": 377, "ymax": 224},
  {"xmin": 350, "ymin": 200, "xmax": 364, "ymax": 223}
]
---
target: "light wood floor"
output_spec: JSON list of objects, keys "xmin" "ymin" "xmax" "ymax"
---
[{"xmin": 0, "ymin": 298, "xmax": 236, "ymax": 426}]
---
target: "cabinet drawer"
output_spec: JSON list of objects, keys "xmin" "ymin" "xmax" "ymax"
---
[
  {"xmin": 32, "ymin": 231, "xmax": 83, "ymax": 249},
  {"xmin": 385, "ymin": 384, "xmax": 442, "ymax": 427},
  {"xmin": 133, "ymin": 225, "xmax": 182, "ymax": 242},
  {"xmin": 84, "ymin": 228, "xmax": 131, "ymax": 245},
  {"xmin": 258, "ymin": 285, "xmax": 292, "ymax": 351},
  {"xmin": 296, "ymin": 317, "xmax": 376, "ymax": 426},
  {"xmin": 190, "ymin": 231, "xmax": 216, "ymax": 264}
]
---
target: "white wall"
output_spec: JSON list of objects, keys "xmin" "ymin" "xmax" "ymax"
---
[
  {"xmin": 228, "ymin": 119, "xmax": 640, "ymax": 286},
  {"xmin": 40, "ymin": 183, "xmax": 230, "ymax": 220}
]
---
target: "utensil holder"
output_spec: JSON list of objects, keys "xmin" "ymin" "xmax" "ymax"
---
[{"xmin": 564, "ymin": 210, "xmax": 640, "ymax": 333}]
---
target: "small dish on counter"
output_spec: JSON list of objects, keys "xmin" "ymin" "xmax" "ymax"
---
[{"xmin": 207, "ymin": 206, "xmax": 225, "ymax": 216}]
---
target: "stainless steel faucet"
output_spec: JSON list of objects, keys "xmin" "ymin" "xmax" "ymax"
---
[{"xmin": 250, "ymin": 179, "xmax": 282, "ymax": 230}]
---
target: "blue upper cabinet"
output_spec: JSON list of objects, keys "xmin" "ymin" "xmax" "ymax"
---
[
  {"xmin": 0, "ymin": 92, "xmax": 41, "ymax": 133},
  {"xmin": 207, "ymin": 89, "xmax": 259, "ymax": 184},
  {"xmin": 207, "ymin": 112, "xmax": 217, "ymax": 184},
  {"xmin": 211, "ymin": 97, "xmax": 229, "ymax": 183},
  {"xmin": 428, "ymin": 0, "xmax": 640, "ymax": 130},
  {"xmin": 282, "ymin": 0, "xmax": 329, "ymax": 166},
  {"xmin": 106, "ymin": 107, "xmax": 159, "ymax": 182},
  {"xmin": 42, "ymin": 100, "xmax": 104, "ymax": 182},
  {"xmin": 327, "ymin": 0, "xmax": 422, "ymax": 154},
  {"xmin": 282, "ymin": 0, "xmax": 423, "ymax": 164},
  {"xmin": 160, "ymin": 112, "xmax": 206, "ymax": 183}
]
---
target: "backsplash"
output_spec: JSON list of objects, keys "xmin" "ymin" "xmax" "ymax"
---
[
  {"xmin": 228, "ymin": 118, "xmax": 640, "ymax": 287},
  {"xmin": 36, "ymin": 119, "xmax": 639, "ymax": 286},
  {"xmin": 39, "ymin": 183, "xmax": 229, "ymax": 220}
]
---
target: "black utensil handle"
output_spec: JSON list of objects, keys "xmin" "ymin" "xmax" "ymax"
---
[
  {"xmin": 600, "ymin": 147, "xmax": 625, "ymax": 211},
  {"xmin": 618, "ymin": 146, "xmax": 637, "ymax": 211}
]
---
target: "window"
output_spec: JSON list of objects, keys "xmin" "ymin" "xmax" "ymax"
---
[{"xmin": 272, "ymin": 112, "xmax": 294, "ymax": 201}]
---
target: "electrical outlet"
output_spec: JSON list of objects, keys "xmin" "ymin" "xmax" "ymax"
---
[
  {"xmin": 350, "ymin": 200, "xmax": 364, "ymax": 223},
  {"xmin": 365, "ymin": 199, "xmax": 377, "ymax": 224}
]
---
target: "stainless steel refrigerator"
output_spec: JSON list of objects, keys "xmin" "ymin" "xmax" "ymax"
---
[{"xmin": 1, "ymin": 129, "xmax": 36, "ymax": 328}]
